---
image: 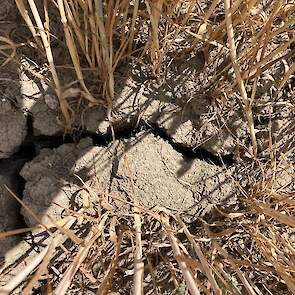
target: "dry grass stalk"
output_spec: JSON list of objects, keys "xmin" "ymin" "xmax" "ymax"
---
[
  {"xmin": 123, "ymin": 156, "xmax": 144, "ymax": 295},
  {"xmin": 16, "ymin": 0, "xmax": 293, "ymax": 136},
  {"xmin": 53, "ymin": 214, "xmax": 108, "ymax": 295},
  {"xmin": 213, "ymin": 242, "xmax": 257, "ymax": 295},
  {"xmin": 57, "ymin": 0, "xmax": 97, "ymax": 105},
  {"xmin": 0, "ymin": 245, "xmax": 50, "ymax": 295},
  {"xmin": 224, "ymin": 0, "xmax": 257, "ymax": 157},
  {"xmin": 177, "ymin": 217, "xmax": 221, "ymax": 295},
  {"xmin": 95, "ymin": 236, "xmax": 122, "ymax": 295},
  {"xmin": 254, "ymin": 201, "xmax": 295, "ymax": 228},
  {"xmin": 145, "ymin": 0, "xmax": 164, "ymax": 76},
  {"xmin": 161, "ymin": 214, "xmax": 201, "ymax": 295},
  {"xmin": 0, "ymin": 227, "xmax": 36, "ymax": 239},
  {"xmin": 15, "ymin": 0, "xmax": 43, "ymax": 49},
  {"xmin": 0, "ymin": 214, "xmax": 78, "ymax": 294},
  {"xmin": 251, "ymin": 230, "xmax": 295, "ymax": 293},
  {"xmin": 47, "ymin": 215, "xmax": 83, "ymax": 245},
  {"xmin": 16, "ymin": 0, "xmax": 73, "ymax": 129},
  {"xmin": 276, "ymin": 63, "xmax": 295, "ymax": 94},
  {"xmin": 128, "ymin": 0, "xmax": 140, "ymax": 53},
  {"xmin": 133, "ymin": 211, "xmax": 144, "ymax": 295},
  {"xmin": 23, "ymin": 242, "xmax": 55, "ymax": 295}
]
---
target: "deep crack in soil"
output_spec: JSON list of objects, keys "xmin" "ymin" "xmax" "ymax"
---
[{"xmin": 25, "ymin": 119, "xmax": 235, "ymax": 167}]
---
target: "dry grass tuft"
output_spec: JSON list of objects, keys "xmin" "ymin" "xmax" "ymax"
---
[
  {"xmin": 14, "ymin": 0, "xmax": 294, "ymax": 153},
  {"xmin": 0, "ymin": 160, "xmax": 294, "ymax": 294}
]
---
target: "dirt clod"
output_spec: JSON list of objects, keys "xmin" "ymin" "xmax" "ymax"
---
[{"xmin": 20, "ymin": 133, "xmax": 234, "ymax": 226}]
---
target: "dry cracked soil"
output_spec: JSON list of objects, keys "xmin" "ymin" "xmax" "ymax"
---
[
  {"xmin": 0, "ymin": 1, "xmax": 294, "ymax": 293},
  {"xmin": 0, "ymin": 2, "xmax": 242, "ymax": 270}
]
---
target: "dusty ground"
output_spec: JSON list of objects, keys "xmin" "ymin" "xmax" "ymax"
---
[{"xmin": 0, "ymin": 1, "xmax": 294, "ymax": 294}]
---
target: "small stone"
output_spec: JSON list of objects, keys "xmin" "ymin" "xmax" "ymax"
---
[
  {"xmin": 31, "ymin": 99, "xmax": 63, "ymax": 136},
  {"xmin": 44, "ymin": 93, "xmax": 59, "ymax": 110}
]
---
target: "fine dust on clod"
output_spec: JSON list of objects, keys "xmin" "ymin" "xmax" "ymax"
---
[{"xmin": 20, "ymin": 133, "xmax": 234, "ymax": 227}]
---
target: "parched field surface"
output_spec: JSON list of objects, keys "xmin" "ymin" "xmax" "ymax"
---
[{"xmin": 0, "ymin": 1, "xmax": 294, "ymax": 294}]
